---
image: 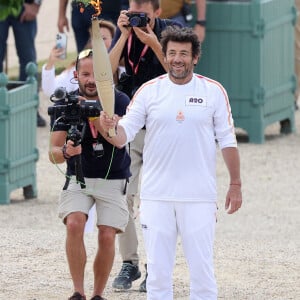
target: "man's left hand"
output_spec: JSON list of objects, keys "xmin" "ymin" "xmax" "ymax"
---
[
  {"xmin": 225, "ymin": 185, "xmax": 242, "ymax": 214},
  {"xmin": 132, "ymin": 24, "xmax": 158, "ymax": 48}
]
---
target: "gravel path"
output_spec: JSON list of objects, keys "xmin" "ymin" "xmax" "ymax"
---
[
  {"xmin": 0, "ymin": 94, "xmax": 299, "ymax": 299},
  {"xmin": 2, "ymin": 1, "xmax": 300, "ymax": 299}
]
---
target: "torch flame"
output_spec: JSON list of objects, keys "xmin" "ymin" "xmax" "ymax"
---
[
  {"xmin": 90, "ymin": 0, "xmax": 102, "ymax": 18},
  {"xmin": 77, "ymin": 1, "xmax": 102, "ymax": 18}
]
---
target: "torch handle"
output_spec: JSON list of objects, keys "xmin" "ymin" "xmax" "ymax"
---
[{"xmin": 108, "ymin": 127, "xmax": 116, "ymax": 137}]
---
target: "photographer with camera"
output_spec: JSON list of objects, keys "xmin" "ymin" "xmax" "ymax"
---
[
  {"xmin": 108, "ymin": 0, "xmax": 182, "ymax": 293},
  {"xmin": 48, "ymin": 49, "xmax": 131, "ymax": 300}
]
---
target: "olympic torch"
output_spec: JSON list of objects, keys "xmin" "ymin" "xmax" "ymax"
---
[{"xmin": 90, "ymin": 1, "xmax": 116, "ymax": 136}]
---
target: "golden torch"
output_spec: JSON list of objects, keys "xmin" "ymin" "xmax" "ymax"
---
[{"xmin": 90, "ymin": 1, "xmax": 116, "ymax": 136}]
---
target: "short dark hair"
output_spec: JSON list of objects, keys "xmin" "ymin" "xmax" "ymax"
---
[
  {"xmin": 160, "ymin": 26, "xmax": 201, "ymax": 59},
  {"xmin": 129, "ymin": 0, "xmax": 160, "ymax": 11}
]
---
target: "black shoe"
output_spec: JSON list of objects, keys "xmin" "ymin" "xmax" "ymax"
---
[
  {"xmin": 37, "ymin": 112, "xmax": 46, "ymax": 127},
  {"xmin": 68, "ymin": 292, "xmax": 86, "ymax": 300},
  {"xmin": 112, "ymin": 262, "xmax": 141, "ymax": 290},
  {"xmin": 280, "ymin": 119, "xmax": 291, "ymax": 134},
  {"xmin": 139, "ymin": 264, "xmax": 147, "ymax": 293},
  {"xmin": 90, "ymin": 296, "xmax": 106, "ymax": 300}
]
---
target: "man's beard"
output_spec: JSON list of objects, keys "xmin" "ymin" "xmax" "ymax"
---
[
  {"xmin": 169, "ymin": 67, "xmax": 189, "ymax": 80},
  {"xmin": 79, "ymin": 83, "xmax": 97, "ymax": 98}
]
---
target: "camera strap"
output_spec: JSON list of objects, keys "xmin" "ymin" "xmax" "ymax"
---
[
  {"xmin": 88, "ymin": 119, "xmax": 101, "ymax": 150},
  {"xmin": 127, "ymin": 32, "xmax": 149, "ymax": 75},
  {"xmin": 63, "ymin": 167, "xmax": 71, "ymax": 190},
  {"xmin": 88, "ymin": 120, "xmax": 98, "ymax": 139}
]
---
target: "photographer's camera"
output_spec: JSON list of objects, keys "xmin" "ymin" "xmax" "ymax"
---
[{"xmin": 126, "ymin": 12, "xmax": 149, "ymax": 27}]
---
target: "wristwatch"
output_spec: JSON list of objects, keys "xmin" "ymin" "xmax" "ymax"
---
[
  {"xmin": 196, "ymin": 20, "xmax": 206, "ymax": 27},
  {"xmin": 33, "ymin": 0, "xmax": 42, "ymax": 5},
  {"xmin": 62, "ymin": 144, "xmax": 71, "ymax": 160}
]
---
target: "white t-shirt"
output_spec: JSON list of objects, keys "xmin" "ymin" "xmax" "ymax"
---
[
  {"xmin": 41, "ymin": 64, "xmax": 78, "ymax": 97},
  {"xmin": 119, "ymin": 73, "xmax": 237, "ymax": 203}
]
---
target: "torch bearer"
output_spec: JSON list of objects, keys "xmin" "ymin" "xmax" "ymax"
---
[{"xmin": 90, "ymin": 2, "xmax": 116, "ymax": 136}]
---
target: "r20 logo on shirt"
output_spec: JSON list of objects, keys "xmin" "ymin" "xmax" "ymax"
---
[
  {"xmin": 190, "ymin": 97, "xmax": 203, "ymax": 103},
  {"xmin": 185, "ymin": 96, "xmax": 207, "ymax": 107}
]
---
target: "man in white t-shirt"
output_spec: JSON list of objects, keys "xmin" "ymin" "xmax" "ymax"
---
[{"xmin": 99, "ymin": 25, "xmax": 242, "ymax": 300}]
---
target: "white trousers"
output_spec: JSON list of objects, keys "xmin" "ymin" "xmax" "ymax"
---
[{"xmin": 140, "ymin": 200, "xmax": 217, "ymax": 300}]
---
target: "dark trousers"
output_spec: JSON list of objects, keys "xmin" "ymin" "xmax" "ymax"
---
[{"xmin": 0, "ymin": 15, "xmax": 37, "ymax": 81}]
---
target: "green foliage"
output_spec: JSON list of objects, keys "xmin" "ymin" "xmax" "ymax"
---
[{"xmin": 0, "ymin": 0, "xmax": 23, "ymax": 20}]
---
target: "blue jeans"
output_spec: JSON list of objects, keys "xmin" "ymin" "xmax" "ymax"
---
[{"xmin": 0, "ymin": 13, "xmax": 37, "ymax": 81}]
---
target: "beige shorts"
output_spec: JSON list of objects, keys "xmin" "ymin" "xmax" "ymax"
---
[{"xmin": 58, "ymin": 177, "xmax": 129, "ymax": 233}]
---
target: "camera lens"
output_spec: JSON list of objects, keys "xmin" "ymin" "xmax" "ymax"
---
[{"xmin": 129, "ymin": 16, "xmax": 141, "ymax": 27}]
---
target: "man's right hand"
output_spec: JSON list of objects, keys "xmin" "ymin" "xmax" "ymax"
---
[
  {"xmin": 65, "ymin": 140, "xmax": 82, "ymax": 157},
  {"xmin": 45, "ymin": 47, "xmax": 65, "ymax": 70},
  {"xmin": 20, "ymin": 3, "xmax": 39, "ymax": 22},
  {"xmin": 117, "ymin": 10, "xmax": 132, "ymax": 38},
  {"xmin": 58, "ymin": 15, "xmax": 69, "ymax": 33},
  {"xmin": 99, "ymin": 111, "xmax": 118, "ymax": 134}
]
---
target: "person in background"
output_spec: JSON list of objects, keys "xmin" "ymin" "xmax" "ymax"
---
[
  {"xmin": 58, "ymin": 0, "xmax": 123, "ymax": 53},
  {"xmin": 108, "ymin": 0, "xmax": 182, "ymax": 293},
  {"xmin": 48, "ymin": 49, "xmax": 131, "ymax": 300},
  {"xmin": 160, "ymin": 0, "xmax": 206, "ymax": 42},
  {"xmin": 42, "ymin": 19, "xmax": 116, "ymax": 97},
  {"xmin": 0, "ymin": 0, "xmax": 46, "ymax": 127},
  {"xmin": 121, "ymin": 0, "xmax": 129, "ymax": 10},
  {"xmin": 100, "ymin": 25, "xmax": 243, "ymax": 300}
]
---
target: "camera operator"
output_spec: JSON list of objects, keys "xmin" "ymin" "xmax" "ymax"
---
[
  {"xmin": 108, "ymin": 0, "xmax": 182, "ymax": 293},
  {"xmin": 48, "ymin": 49, "xmax": 131, "ymax": 300}
]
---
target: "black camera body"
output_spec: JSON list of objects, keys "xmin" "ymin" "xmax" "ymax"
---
[
  {"xmin": 126, "ymin": 12, "xmax": 149, "ymax": 27},
  {"xmin": 48, "ymin": 87, "xmax": 101, "ymax": 125}
]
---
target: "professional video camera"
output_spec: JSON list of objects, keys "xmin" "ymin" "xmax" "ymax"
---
[
  {"xmin": 126, "ymin": 12, "xmax": 149, "ymax": 27},
  {"xmin": 48, "ymin": 87, "xmax": 101, "ymax": 189},
  {"xmin": 48, "ymin": 87, "xmax": 101, "ymax": 125}
]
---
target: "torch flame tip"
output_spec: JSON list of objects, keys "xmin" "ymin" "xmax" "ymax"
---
[{"xmin": 78, "ymin": 0, "xmax": 102, "ymax": 18}]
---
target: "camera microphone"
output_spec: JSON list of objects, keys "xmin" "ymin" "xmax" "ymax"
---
[{"xmin": 54, "ymin": 87, "xmax": 67, "ymax": 100}]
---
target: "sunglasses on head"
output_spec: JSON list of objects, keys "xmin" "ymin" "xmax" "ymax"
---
[{"xmin": 75, "ymin": 49, "xmax": 93, "ymax": 70}]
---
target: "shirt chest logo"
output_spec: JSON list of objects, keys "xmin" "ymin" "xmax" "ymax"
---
[
  {"xmin": 176, "ymin": 110, "xmax": 185, "ymax": 123},
  {"xmin": 185, "ymin": 96, "xmax": 207, "ymax": 107}
]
